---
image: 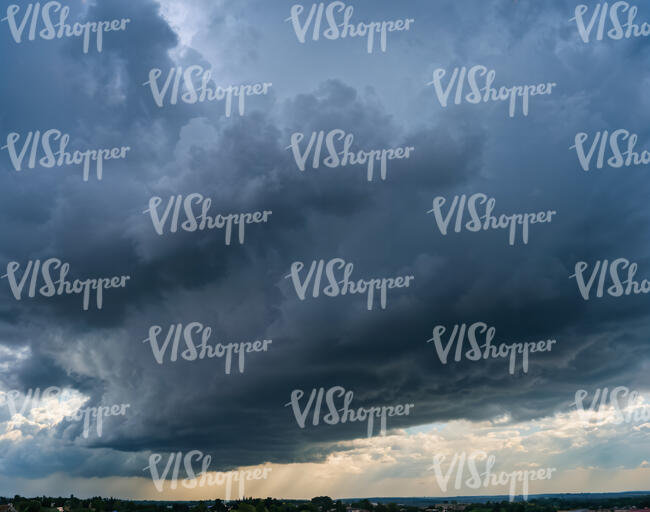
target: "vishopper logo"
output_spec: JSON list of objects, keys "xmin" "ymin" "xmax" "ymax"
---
[
  {"xmin": 287, "ymin": 129, "xmax": 415, "ymax": 182},
  {"xmin": 570, "ymin": 258, "xmax": 650, "ymax": 300},
  {"xmin": 428, "ymin": 451, "xmax": 556, "ymax": 501},
  {"xmin": 285, "ymin": 258, "xmax": 415, "ymax": 311},
  {"xmin": 573, "ymin": 386, "xmax": 650, "ymax": 425},
  {"xmin": 2, "ymin": 129, "xmax": 131, "ymax": 182},
  {"xmin": 427, "ymin": 193, "xmax": 557, "ymax": 246},
  {"xmin": 2, "ymin": 258, "xmax": 131, "ymax": 310},
  {"xmin": 427, "ymin": 322, "xmax": 557, "ymax": 375},
  {"xmin": 2, "ymin": 1, "xmax": 130, "ymax": 53},
  {"xmin": 64, "ymin": 403, "xmax": 130, "ymax": 439},
  {"xmin": 571, "ymin": 129, "xmax": 650, "ymax": 172},
  {"xmin": 144, "ymin": 194, "xmax": 272, "ymax": 246},
  {"xmin": 286, "ymin": 1, "xmax": 414, "ymax": 54},
  {"xmin": 0, "ymin": 386, "xmax": 130, "ymax": 439},
  {"xmin": 0, "ymin": 386, "xmax": 67, "ymax": 417},
  {"xmin": 143, "ymin": 65, "xmax": 272, "ymax": 116},
  {"xmin": 143, "ymin": 451, "xmax": 272, "ymax": 498},
  {"xmin": 570, "ymin": 2, "xmax": 650, "ymax": 43},
  {"xmin": 142, "ymin": 322, "xmax": 272, "ymax": 373},
  {"xmin": 427, "ymin": 65, "xmax": 556, "ymax": 118},
  {"xmin": 285, "ymin": 386, "xmax": 415, "ymax": 437}
]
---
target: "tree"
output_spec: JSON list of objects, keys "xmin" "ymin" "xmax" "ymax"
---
[
  {"xmin": 311, "ymin": 499, "xmax": 334, "ymax": 512},
  {"xmin": 212, "ymin": 501, "xmax": 227, "ymax": 512},
  {"xmin": 90, "ymin": 498, "xmax": 105, "ymax": 512},
  {"xmin": 236, "ymin": 504, "xmax": 256, "ymax": 512},
  {"xmin": 24, "ymin": 501, "xmax": 42, "ymax": 512},
  {"xmin": 359, "ymin": 501, "xmax": 373, "ymax": 512}
]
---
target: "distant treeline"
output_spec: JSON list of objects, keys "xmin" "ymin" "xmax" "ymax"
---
[{"xmin": 1, "ymin": 495, "xmax": 649, "ymax": 512}]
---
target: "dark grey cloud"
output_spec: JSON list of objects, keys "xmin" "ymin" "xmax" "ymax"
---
[{"xmin": 0, "ymin": 0, "xmax": 649, "ymax": 483}]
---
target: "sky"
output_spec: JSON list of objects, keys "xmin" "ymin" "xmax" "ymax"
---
[{"xmin": 0, "ymin": 0, "xmax": 649, "ymax": 500}]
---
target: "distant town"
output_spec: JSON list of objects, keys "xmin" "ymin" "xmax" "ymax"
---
[{"xmin": 1, "ymin": 493, "xmax": 650, "ymax": 512}]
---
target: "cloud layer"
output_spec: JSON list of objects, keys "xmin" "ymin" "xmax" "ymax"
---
[{"xmin": 0, "ymin": 0, "xmax": 649, "ymax": 496}]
